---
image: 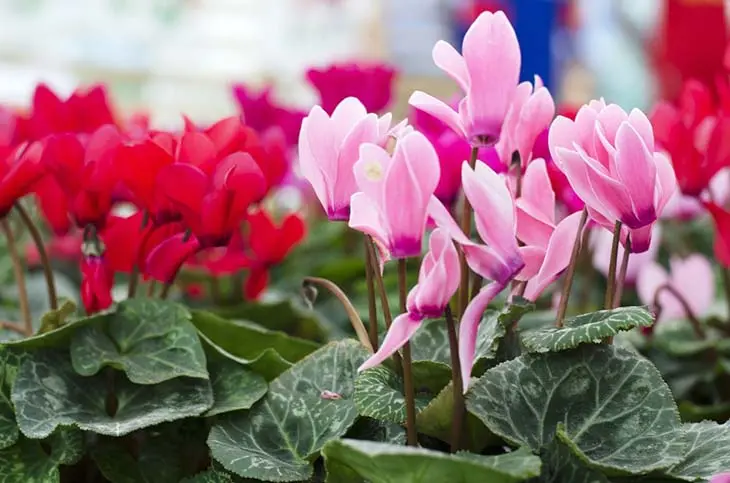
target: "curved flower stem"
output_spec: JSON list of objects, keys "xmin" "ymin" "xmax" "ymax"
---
[
  {"xmin": 556, "ymin": 208, "xmax": 588, "ymax": 327},
  {"xmin": 444, "ymin": 305, "xmax": 464, "ymax": 452},
  {"xmin": 0, "ymin": 320, "xmax": 26, "ymax": 334},
  {"xmin": 302, "ymin": 276, "xmax": 373, "ymax": 353},
  {"xmin": 2, "ymin": 219, "xmax": 32, "ymax": 336},
  {"xmin": 364, "ymin": 236, "xmax": 379, "ymax": 351},
  {"xmin": 14, "ymin": 203, "xmax": 57, "ymax": 310},
  {"xmin": 654, "ymin": 284, "xmax": 706, "ymax": 339},
  {"xmin": 604, "ymin": 221, "xmax": 623, "ymax": 310},
  {"xmin": 458, "ymin": 147, "xmax": 479, "ymax": 317},
  {"xmin": 612, "ymin": 234, "xmax": 632, "ymax": 309},
  {"xmin": 398, "ymin": 258, "xmax": 418, "ymax": 447}
]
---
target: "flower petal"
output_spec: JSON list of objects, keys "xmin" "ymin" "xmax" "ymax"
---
[
  {"xmin": 614, "ymin": 122, "xmax": 657, "ymax": 224},
  {"xmin": 409, "ymin": 91, "xmax": 466, "ymax": 138},
  {"xmin": 432, "ymin": 40, "xmax": 469, "ymax": 92},
  {"xmin": 358, "ymin": 313, "xmax": 422, "ymax": 372}
]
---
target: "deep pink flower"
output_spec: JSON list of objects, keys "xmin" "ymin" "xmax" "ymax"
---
[
  {"xmin": 349, "ymin": 131, "xmax": 440, "ymax": 259},
  {"xmin": 231, "ymin": 83, "xmax": 306, "ymax": 147},
  {"xmin": 358, "ymin": 228, "xmax": 460, "ymax": 372},
  {"xmin": 514, "ymin": 159, "xmax": 584, "ymax": 301},
  {"xmin": 636, "ymin": 254, "xmax": 714, "ymax": 324},
  {"xmin": 298, "ymin": 97, "xmax": 395, "ymax": 221},
  {"xmin": 549, "ymin": 100, "xmax": 677, "ymax": 252},
  {"xmin": 409, "ymin": 11, "xmax": 521, "ymax": 146},
  {"xmin": 306, "ymin": 62, "xmax": 396, "ymax": 115}
]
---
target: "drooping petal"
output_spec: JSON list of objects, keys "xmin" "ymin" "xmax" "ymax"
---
[
  {"xmin": 145, "ymin": 233, "xmax": 202, "ymax": 283},
  {"xmin": 358, "ymin": 313, "xmax": 423, "ymax": 372},
  {"xmin": 432, "ymin": 40, "xmax": 469, "ymax": 93},
  {"xmin": 515, "ymin": 245, "xmax": 546, "ymax": 282},
  {"xmin": 460, "ymin": 282, "xmax": 505, "ymax": 392},
  {"xmin": 653, "ymin": 152, "xmax": 678, "ymax": 216},
  {"xmin": 409, "ymin": 91, "xmax": 466, "ymax": 139}
]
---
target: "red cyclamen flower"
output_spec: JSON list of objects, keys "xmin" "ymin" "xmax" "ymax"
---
[
  {"xmin": 306, "ymin": 62, "xmax": 396, "ymax": 115},
  {"xmin": 80, "ymin": 255, "xmax": 114, "ymax": 314}
]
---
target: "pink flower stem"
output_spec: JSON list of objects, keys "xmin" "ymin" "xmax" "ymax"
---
[
  {"xmin": 654, "ymin": 284, "xmax": 706, "ymax": 339},
  {"xmin": 458, "ymin": 147, "xmax": 479, "ymax": 317},
  {"xmin": 366, "ymin": 237, "xmax": 402, "ymax": 371},
  {"xmin": 15, "ymin": 203, "xmax": 57, "ymax": 310},
  {"xmin": 612, "ymin": 234, "xmax": 632, "ymax": 309},
  {"xmin": 444, "ymin": 305, "xmax": 464, "ymax": 452},
  {"xmin": 604, "ymin": 220, "xmax": 623, "ymax": 310},
  {"xmin": 2, "ymin": 219, "xmax": 32, "ymax": 336},
  {"xmin": 364, "ymin": 235, "xmax": 379, "ymax": 351},
  {"xmin": 398, "ymin": 258, "xmax": 418, "ymax": 447},
  {"xmin": 556, "ymin": 208, "xmax": 588, "ymax": 327}
]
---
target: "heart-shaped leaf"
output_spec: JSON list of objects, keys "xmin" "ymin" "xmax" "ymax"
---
[
  {"xmin": 207, "ymin": 340, "xmax": 368, "ymax": 482},
  {"xmin": 3, "ymin": 311, "xmax": 112, "ymax": 349},
  {"xmin": 70, "ymin": 299, "xmax": 208, "ymax": 384},
  {"xmin": 520, "ymin": 307, "xmax": 654, "ymax": 354},
  {"xmin": 354, "ymin": 365, "xmax": 432, "ymax": 424},
  {"xmin": 12, "ymin": 349, "xmax": 213, "ymax": 438},
  {"xmin": 0, "ymin": 348, "xmax": 25, "ymax": 450},
  {"xmin": 538, "ymin": 436, "xmax": 609, "ymax": 483},
  {"xmin": 346, "ymin": 418, "xmax": 406, "ymax": 446},
  {"xmin": 664, "ymin": 421, "xmax": 730, "ymax": 481},
  {"xmin": 0, "ymin": 428, "xmax": 85, "ymax": 483},
  {"xmin": 205, "ymin": 358, "xmax": 267, "ymax": 417},
  {"xmin": 322, "ymin": 439, "xmax": 541, "ymax": 483},
  {"xmin": 466, "ymin": 344, "xmax": 685, "ymax": 475}
]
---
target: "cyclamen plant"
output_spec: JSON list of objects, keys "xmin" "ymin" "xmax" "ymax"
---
[{"xmin": 1, "ymin": 8, "xmax": 730, "ymax": 483}]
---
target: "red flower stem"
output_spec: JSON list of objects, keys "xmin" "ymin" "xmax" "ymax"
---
[
  {"xmin": 556, "ymin": 208, "xmax": 588, "ymax": 327},
  {"xmin": 2, "ymin": 219, "xmax": 32, "ymax": 336},
  {"xmin": 363, "ymin": 235, "xmax": 379, "ymax": 351},
  {"xmin": 444, "ymin": 305, "xmax": 465, "ymax": 452},
  {"xmin": 457, "ymin": 147, "xmax": 479, "ymax": 317},
  {"xmin": 398, "ymin": 258, "xmax": 418, "ymax": 447},
  {"xmin": 604, "ymin": 220, "xmax": 623, "ymax": 310},
  {"xmin": 613, "ymin": 234, "xmax": 632, "ymax": 309},
  {"xmin": 14, "ymin": 204, "xmax": 57, "ymax": 310}
]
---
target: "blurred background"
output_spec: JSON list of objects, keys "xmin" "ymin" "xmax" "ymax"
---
[{"xmin": 0, "ymin": 0, "xmax": 727, "ymax": 126}]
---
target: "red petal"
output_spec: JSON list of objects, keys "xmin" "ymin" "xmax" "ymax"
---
[
  {"xmin": 42, "ymin": 133, "xmax": 85, "ymax": 194},
  {"xmin": 80, "ymin": 256, "xmax": 114, "ymax": 314},
  {"xmin": 117, "ymin": 139, "xmax": 172, "ymax": 209},
  {"xmin": 145, "ymin": 233, "xmax": 201, "ymax": 283},
  {"xmin": 157, "ymin": 163, "xmax": 208, "ymax": 221},
  {"xmin": 205, "ymin": 116, "xmax": 245, "ymax": 157},
  {"xmin": 244, "ymin": 268, "xmax": 269, "ymax": 300},
  {"xmin": 704, "ymin": 202, "xmax": 730, "ymax": 267},
  {"xmin": 30, "ymin": 84, "xmax": 66, "ymax": 137},
  {"xmin": 176, "ymin": 132, "xmax": 218, "ymax": 174},
  {"xmin": 276, "ymin": 213, "xmax": 306, "ymax": 261},
  {"xmin": 0, "ymin": 142, "xmax": 46, "ymax": 216},
  {"xmin": 33, "ymin": 176, "xmax": 72, "ymax": 235}
]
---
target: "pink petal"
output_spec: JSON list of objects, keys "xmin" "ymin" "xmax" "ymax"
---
[
  {"xmin": 298, "ymin": 106, "xmax": 337, "ymax": 211},
  {"xmin": 358, "ymin": 313, "xmax": 422, "ymax": 371},
  {"xmin": 548, "ymin": 116, "xmax": 579, "ymax": 161},
  {"xmin": 628, "ymin": 108, "xmax": 655, "ymax": 152},
  {"xmin": 330, "ymin": 97, "xmax": 368, "ymax": 143},
  {"xmin": 432, "ymin": 40, "xmax": 469, "ymax": 93},
  {"xmin": 353, "ymin": 142, "xmax": 391, "ymax": 203},
  {"xmin": 335, "ymin": 114, "xmax": 380, "ymax": 208},
  {"xmin": 515, "ymin": 245, "xmax": 546, "ymax": 281},
  {"xmin": 514, "ymin": 87, "xmax": 555, "ymax": 164},
  {"xmin": 516, "ymin": 158, "xmax": 556, "ymax": 239},
  {"xmin": 523, "ymin": 211, "xmax": 583, "ymax": 301},
  {"xmin": 409, "ymin": 91, "xmax": 466, "ymax": 139},
  {"xmin": 415, "ymin": 229, "xmax": 460, "ymax": 310},
  {"xmin": 462, "ymin": 11, "xmax": 520, "ymax": 141},
  {"xmin": 460, "ymin": 282, "xmax": 506, "ymax": 393},
  {"xmin": 595, "ymin": 104, "xmax": 629, "ymax": 145},
  {"xmin": 614, "ymin": 122, "xmax": 657, "ymax": 224},
  {"xmin": 348, "ymin": 192, "xmax": 389, "ymax": 252},
  {"xmin": 670, "ymin": 254, "xmax": 714, "ymax": 318},
  {"xmin": 653, "ymin": 152, "xmax": 678, "ymax": 216}
]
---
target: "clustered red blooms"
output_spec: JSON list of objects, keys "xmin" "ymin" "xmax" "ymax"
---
[{"xmin": 1, "ymin": 83, "xmax": 306, "ymax": 314}]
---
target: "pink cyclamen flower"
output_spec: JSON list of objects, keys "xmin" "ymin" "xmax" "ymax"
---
[
  {"xmin": 592, "ymin": 224, "xmax": 661, "ymax": 285},
  {"xmin": 231, "ymin": 83, "xmax": 306, "ymax": 147},
  {"xmin": 409, "ymin": 11, "xmax": 521, "ymax": 147},
  {"xmin": 306, "ymin": 62, "xmax": 396, "ymax": 115},
  {"xmin": 711, "ymin": 473, "xmax": 730, "ymax": 483},
  {"xmin": 298, "ymin": 97, "xmax": 394, "ymax": 221},
  {"xmin": 495, "ymin": 76, "xmax": 555, "ymax": 167},
  {"xmin": 428, "ymin": 162, "xmax": 525, "ymax": 390},
  {"xmin": 549, "ymin": 100, "xmax": 677, "ymax": 252},
  {"xmin": 514, "ymin": 159, "xmax": 584, "ymax": 301},
  {"xmin": 349, "ymin": 130, "xmax": 440, "ymax": 258},
  {"xmin": 358, "ymin": 228, "xmax": 459, "ymax": 372},
  {"xmin": 636, "ymin": 254, "xmax": 714, "ymax": 324}
]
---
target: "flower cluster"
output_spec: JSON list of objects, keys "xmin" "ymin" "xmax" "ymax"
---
[{"xmin": 1, "ymin": 84, "xmax": 305, "ymax": 314}]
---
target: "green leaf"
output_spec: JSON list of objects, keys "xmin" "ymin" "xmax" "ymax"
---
[
  {"xmin": 664, "ymin": 421, "xmax": 730, "ymax": 481},
  {"xmin": 0, "ymin": 348, "xmax": 24, "ymax": 450},
  {"xmin": 192, "ymin": 310, "xmax": 318, "ymax": 380},
  {"xmin": 3, "ymin": 311, "xmax": 112, "ymax": 349},
  {"xmin": 70, "ymin": 299, "xmax": 208, "ymax": 384},
  {"xmin": 38, "ymin": 299, "xmax": 77, "ymax": 334},
  {"xmin": 12, "ymin": 349, "xmax": 213, "ymax": 438},
  {"xmin": 213, "ymin": 298, "xmax": 328, "ymax": 343},
  {"xmin": 354, "ymin": 365, "xmax": 431, "ymax": 424},
  {"xmin": 197, "ymin": 331, "xmax": 292, "ymax": 381},
  {"xmin": 0, "ymin": 438, "xmax": 60, "ymax": 482},
  {"xmin": 46, "ymin": 427, "xmax": 85, "ymax": 465},
  {"xmin": 180, "ymin": 470, "xmax": 233, "ymax": 483},
  {"xmin": 92, "ymin": 435, "xmax": 187, "ymax": 483},
  {"xmin": 205, "ymin": 358, "xmax": 267, "ymax": 417},
  {"xmin": 415, "ymin": 379, "xmax": 498, "ymax": 452},
  {"xmin": 208, "ymin": 340, "xmax": 368, "ymax": 482},
  {"xmin": 678, "ymin": 401, "xmax": 730, "ymax": 423},
  {"xmin": 466, "ymin": 344, "xmax": 685, "ymax": 475},
  {"xmin": 346, "ymin": 418, "xmax": 406, "ymax": 446},
  {"xmin": 520, "ymin": 307, "xmax": 654, "ymax": 354},
  {"xmin": 537, "ymin": 437, "xmax": 609, "ymax": 483},
  {"xmin": 322, "ymin": 439, "xmax": 541, "ymax": 483}
]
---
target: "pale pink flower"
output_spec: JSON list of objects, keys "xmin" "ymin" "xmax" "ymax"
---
[
  {"xmin": 549, "ymin": 100, "xmax": 677, "ymax": 252},
  {"xmin": 710, "ymin": 472, "xmax": 730, "ymax": 483},
  {"xmin": 349, "ymin": 131, "xmax": 440, "ymax": 259},
  {"xmin": 514, "ymin": 159, "xmax": 584, "ymax": 301},
  {"xmin": 358, "ymin": 228, "xmax": 460, "ymax": 372},
  {"xmin": 495, "ymin": 76, "xmax": 555, "ymax": 168},
  {"xmin": 592, "ymin": 224, "xmax": 661, "ymax": 285},
  {"xmin": 408, "ymin": 11, "xmax": 521, "ymax": 147},
  {"xmin": 636, "ymin": 254, "xmax": 714, "ymax": 323},
  {"xmin": 298, "ymin": 97, "xmax": 395, "ymax": 221}
]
